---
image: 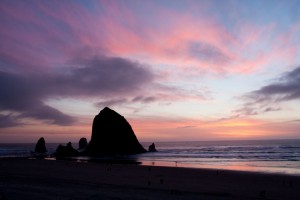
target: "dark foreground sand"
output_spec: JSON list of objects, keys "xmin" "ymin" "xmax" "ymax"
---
[{"xmin": 0, "ymin": 158, "xmax": 299, "ymax": 200}]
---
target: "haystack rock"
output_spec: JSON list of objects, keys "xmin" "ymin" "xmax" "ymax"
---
[
  {"xmin": 148, "ymin": 143, "xmax": 157, "ymax": 152},
  {"xmin": 85, "ymin": 107, "xmax": 146, "ymax": 155},
  {"xmin": 55, "ymin": 142, "xmax": 79, "ymax": 157},
  {"xmin": 78, "ymin": 137, "xmax": 88, "ymax": 149},
  {"xmin": 34, "ymin": 137, "xmax": 47, "ymax": 153}
]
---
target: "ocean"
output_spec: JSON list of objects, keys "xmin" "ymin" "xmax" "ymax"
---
[{"xmin": 1, "ymin": 139, "xmax": 300, "ymax": 175}]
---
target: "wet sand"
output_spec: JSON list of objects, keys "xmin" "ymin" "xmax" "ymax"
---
[{"xmin": 0, "ymin": 157, "xmax": 299, "ymax": 200}]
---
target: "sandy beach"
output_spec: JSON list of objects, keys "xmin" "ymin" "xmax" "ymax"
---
[{"xmin": 0, "ymin": 158, "xmax": 299, "ymax": 200}]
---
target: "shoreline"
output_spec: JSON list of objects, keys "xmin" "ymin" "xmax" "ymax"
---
[
  {"xmin": 2, "ymin": 139, "xmax": 300, "ymax": 177},
  {"xmin": 1, "ymin": 157, "xmax": 300, "ymax": 199},
  {"xmin": 2, "ymin": 154, "xmax": 300, "ymax": 177}
]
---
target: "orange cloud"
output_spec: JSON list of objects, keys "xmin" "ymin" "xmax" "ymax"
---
[
  {"xmin": 90, "ymin": 3, "xmax": 300, "ymax": 75},
  {"xmin": 2, "ymin": 114, "xmax": 299, "ymax": 143},
  {"xmin": 128, "ymin": 116, "xmax": 300, "ymax": 141}
]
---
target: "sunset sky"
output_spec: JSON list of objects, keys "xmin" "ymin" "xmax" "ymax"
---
[{"xmin": 1, "ymin": 0, "xmax": 300, "ymax": 143}]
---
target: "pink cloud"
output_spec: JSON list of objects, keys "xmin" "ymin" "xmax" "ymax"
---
[
  {"xmin": 96, "ymin": 7, "xmax": 235, "ymax": 72},
  {"xmin": 2, "ymin": 1, "xmax": 299, "ymax": 75},
  {"xmin": 90, "ymin": 3, "xmax": 299, "ymax": 75}
]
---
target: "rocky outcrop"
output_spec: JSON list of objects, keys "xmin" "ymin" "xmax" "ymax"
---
[
  {"xmin": 85, "ymin": 107, "xmax": 146, "ymax": 155},
  {"xmin": 34, "ymin": 137, "xmax": 47, "ymax": 153},
  {"xmin": 78, "ymin": 138, "xmax": 88, "ymax": 149},
  {"xmin": 55, "ymin": 142, "xmax": 79, "ymax": 157},
  {"xmin": 148, "ymin": 143, "xmax": 157, "ymax": 152}
]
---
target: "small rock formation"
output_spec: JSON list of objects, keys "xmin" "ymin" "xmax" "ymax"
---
[
  {"xmin": 78, "ymin": 137, "xmax": 88, "ymax": 149},
  {"xmin": 85, "ymin": 107, "xmax": 146, "ymax": 155},
  {"xmin": 34, "ymin": 137, "xmax": 47, "ymax": 153},
  {"xmin": 55, "ymin": 142, "xmax": 79, "ymax": 157},
  {"xmin": 148, "ymin": 143, "xmax": 157, "ymax": 152}
]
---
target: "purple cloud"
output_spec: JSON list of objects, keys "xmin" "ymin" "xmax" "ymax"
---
[
  {"xmin": 236, "ymin": 67, "xmax": 300, "ymax": 116},
  {"xmin": 188, "ymin": 42, "xmax": 230, "ymax": 64},
  {"xmin": 50, "ymin": 55, "xmax": 153, "ymax": 96},
  {"xmin": 96, "ymin": 98, "xmax": 128, "ymax": 108},
  {"xmin": 247, "ymin": 67, "xmax": 300, "ymax": 102},
  {"xmin": 0, "ymin": 114, "xmax": 20, "ymax": 128},
  {"xmin": 132, "ymin": 96, "xmax": 156, "ymax": 103},
  {"xmin": 0, "ymin": 56, "xmax": 153, "ymax": 127},
  {"xmin": 0, "ymin": 71, "xmax": 75, "ymax": 126},
  {"xmin": 96, "ymin": 96, "xmax": 156, "ymax": 108}
]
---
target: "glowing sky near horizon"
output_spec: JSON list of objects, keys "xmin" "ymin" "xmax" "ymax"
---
[{"xmin": 1, "ymin": 0, "xmax": 300, "ymax": 143}]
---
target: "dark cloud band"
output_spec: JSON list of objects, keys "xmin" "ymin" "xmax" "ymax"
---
[
  {"xmin": 236, "ymin": 66, "xmax": 300, "ymax": 116},
  {"xmin": 0, "ymin": 56, "xmax": 153, "ymax": 127}
]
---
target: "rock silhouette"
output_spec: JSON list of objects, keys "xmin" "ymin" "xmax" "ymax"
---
[
  {"xmin": 55, "ymin": 142, "xmax": 79, "ymax": 157},
  {"xmin": 78, "ymin": 137, "xmax": 88, "ymax": 149},
  {"xmin": 148, "ymin": 143, "xmax": 157, "ymax": 152},
  {"xmin": 85, "ymin": 107, "xmax": 146, "ymax": 155},
  {"xmin": 34, "ymin": 137, "xmax": 47, "ymax": 153}
]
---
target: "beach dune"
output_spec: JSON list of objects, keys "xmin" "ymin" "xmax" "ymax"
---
[{"xmin": 0, "ymin": 158, "xmax": 299, "ymax": 200}]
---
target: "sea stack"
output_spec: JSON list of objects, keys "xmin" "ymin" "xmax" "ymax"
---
[
  {"xmin": 55, "ymin": 142, "xmax": 79, "ymax": 157},
  {"xmin": 85, "ymin": 107, "xmax": 146, "ymax": 155},
  {"xmin": 78, "ymin": 137, "xmax": 88, "ymax": 150},
  {"xmin": 148, "ymin": 143, "xmax": 157, "ymax": 152},
  {"xmin": 34, "ymin": 137, "xmax": 47, "ymax": 153}
]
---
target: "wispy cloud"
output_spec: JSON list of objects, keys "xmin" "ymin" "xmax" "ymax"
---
[
  {"xmin": 2, "ymin": 0, "xmax": 298, "ymax": 76},
  {"xmin": 1, "ymin": 0, "xmax": 300, "ymax": 140},
  {"xmin": 0, "ymin": 55, "xmax": 153, "ymax": 126},
  {"xmin": 95, "ymin": 96, "xmax": 156, "ymax": 108},
  {"xmin": 235, "ymin": 66, "xmax": 300, "ymax": 116},
  {"xmin": 0, "ymin": 114, "xmax": 21, "ymax": 128}
]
